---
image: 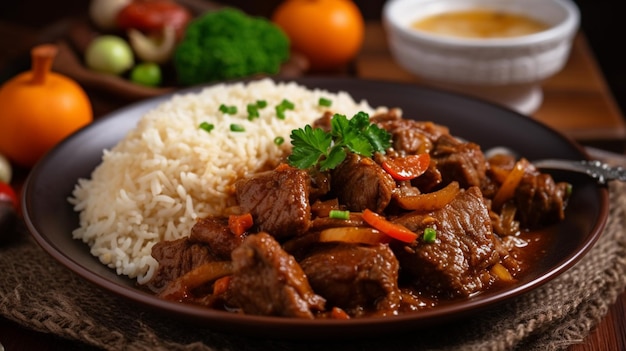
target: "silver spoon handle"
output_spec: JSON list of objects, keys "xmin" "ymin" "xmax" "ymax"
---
[{"xmin": 533, "ymin": 159, "xmax": 626, "ymax": 184}]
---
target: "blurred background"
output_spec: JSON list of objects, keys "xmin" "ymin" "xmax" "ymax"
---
[{"xmin": 1, "ymin": 0, "xmax": 623, "ymax": 115}]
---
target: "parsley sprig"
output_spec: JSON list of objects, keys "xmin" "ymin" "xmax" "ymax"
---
[{"xmin": 287, "ymin": 112, "xmax": 391, "ymax": 171}]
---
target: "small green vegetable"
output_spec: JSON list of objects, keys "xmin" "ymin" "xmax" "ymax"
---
[
  {"xmin": 256, "ymin": 100, "xmax": 268, "ymax": 108},
  {"xmin": 130, "ymin": 62, "xmax": 162, "ymax": 87},
  {"xmin": 247, "ymin": 103, "xmax": 260, "ymax": 120},
  {"xmin": 219, "ymin": 104, "xmax": 237, "ymax": 115},
  {"xmin": 566, "ymin": 183, "xmax": 573, "ymax": 197},
  {"xmin": 199, "ymin": 121, "xmax": 214, "ymax": 133},
  {"xmin": 423, "ymin": 227, "xmax": 437, "ymax": 243},
  {"xmin": 85, "ymin": 35, "xmax": 135, "ymax": 75},
  {"xmin": 275, "ymin": 99, "xmax": 295, "ymax": 120},
  {"xmin": 288, "ymin": 112, "xmax": 391, "ymax": 171},
  {"xmin": 274, "ymin": 136, "xmax": 285, "ymax": 145},
  {"xmin": 230, "ymin": 124, "xmax": 245, "ymax": 132},
  {"xmin": 173, "ymin": 8, "xmax": 290, "ymax": 85},
  {"xmin": 318, "ymin": 97, "xmax": 332, "ymax": 107},
  {"xmin": 329, "ymin": 209, "xmax": 350, "ymax": 220}
]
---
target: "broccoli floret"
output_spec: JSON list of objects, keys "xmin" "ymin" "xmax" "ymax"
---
[{"xmin": 173, "ymin": 8, "xmax": 290, "ymax": 86}]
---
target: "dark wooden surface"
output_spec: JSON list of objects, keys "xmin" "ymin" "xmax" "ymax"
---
[{"xmin": 1, "ymin": 1, "xmax": 625, "ymax": 350}]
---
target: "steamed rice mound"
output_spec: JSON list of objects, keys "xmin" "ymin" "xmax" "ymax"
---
[{"xmin": 69, "ymin": 79, "xmax": 379, "ymax": 284}]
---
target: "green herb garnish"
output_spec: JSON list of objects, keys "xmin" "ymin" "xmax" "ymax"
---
[
  {"xmin": 287, "ymin": 112, "xmax": 391, "ymax": 171},
  {"xmin": 329, "ymin": 209, "xmax": 350, "ymax": 220},
  {"xmin": 199, "ymin": 121, "xmax": 214, "ymax": 133},
  {"xmin": 230, "ymin": 123, "xmax": 245, "ymax": 132},
  {"xmin": 423, "ymin": 227, "xmax": 437, "ymax": 243},
  {"xmin": 247, "ymin": 100, "xmax": 269, "ymax": 120},
  {"xmin": 219, "ymin": 104, "xmax": 237, "ymax": 115},
  {"xmin": 276, "ymin": 99, "xmax": 295, "ymax": 120},
  {"xmin": 318, "ymin": 97, "xmax": 332, "ymax": 107},
  {"xmin": 274, "ymin": 136, "xmax": 285, "ymax": 145},
  {"xmin": 247, "ymin": 103, "xmax": 260, "ymax": 120}
]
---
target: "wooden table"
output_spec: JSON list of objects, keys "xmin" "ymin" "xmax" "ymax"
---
[{"xmin": 1, "ymin": 15, "xmax": 625, "ymax": 351}]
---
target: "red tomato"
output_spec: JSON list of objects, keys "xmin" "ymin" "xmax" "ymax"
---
[
  {"xmin": 0, "ymin": 182, "xmax": 18, "ymax": 209},
  {"xmin": 116, "ymin": 0, "xmax": 192, "ymax": 39},
  {"xmin": 381, "ymin": 153, "xmax": 430, "ymax": 181}
]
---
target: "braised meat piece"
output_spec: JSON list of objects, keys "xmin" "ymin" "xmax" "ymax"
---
[
  {"xmin": 312, "ymin": 110, "xmax": 333, "ymax": 131},
  {"xmin": 229, "ymin": 233, "xmax": 326, "ymax": 318},
  {"xmin": 372, "ymin": 113, "xmax": 449, "ymax": 155},
  {"xmin": 190, "ymin": 216, "xmax": 245, "ymax": 260},
  {"xmin": 432, "ymin": 134, "xmax": 488, "ymax": 189},
  {"xmin": 146, "ymin": 238, "xmax": 215, "ymax": 293},
  {"xmin": 235, "ymin": 165, "xmax": 312, "ymax": 239},
  {"xmin": 330, "ymin": 153, "xmax": 395, "ymax": 213},
  {"xmin": 299, "ymin": 243, "xmax": 401, "ymax": 317},
  {"xmin": 515, "ymin": 173, "xmax": 570, "ymax": 228},
  {"xmin": 392, "ymin": 187, "xmax": 503, "ymax": 298}
]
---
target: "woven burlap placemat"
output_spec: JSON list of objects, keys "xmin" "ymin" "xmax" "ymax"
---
[{"xmin": 2, "ymin": 167, "xmax": 626, "ymax": 351}]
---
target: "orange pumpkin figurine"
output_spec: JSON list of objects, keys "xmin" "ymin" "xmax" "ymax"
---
[{"xmin": 0, "ymin": 44, "xmax": 93, "ymax": 167}]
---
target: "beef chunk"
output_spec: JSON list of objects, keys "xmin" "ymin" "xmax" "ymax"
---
[
  {"xmin": 372, "ymin": 114, "xmax": 449, "ymax": 155},
  {"xmin": 146, "ymin": 237, "xmax": 215, "ymax": 293},
  {"xmin": 229, "ymin": 233, "xmax": 326, "ymax": 318},
  {"xmin": 514, "ymin": 173, "xmax": 570, "ymax": 228},
  {"xmin": 392, "ymin": 187, "xmax": 501, "ymax": 298},
  {"xmin": 432, "ymin": 134, "xmax": 488, "ymax": 189},
  {"xmin": 190, "ymin": 216, "xmax": 245, "ymax": 260},
  {"xmin": 331, "ymin": 153, "xmax": 395, "ymax": 213},
  {"xmin": 299, "ymin": 243, "xmax": 401, "ymax": 316},
  {"xmin": 312, "ymin": 110, "xmax": 333, "ymax": 131},
  {"xmin": 235, "ymin": 165, "xmax": 312, "ymax": 239}
]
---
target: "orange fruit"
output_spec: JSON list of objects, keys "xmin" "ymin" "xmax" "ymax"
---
[
  {"xmin": 0, "ymin": 45, "xmax": 92, "ymax": 167},
  {"xmin": 272, "ymin": 0, "xmax": 365, "ymax": 72}
]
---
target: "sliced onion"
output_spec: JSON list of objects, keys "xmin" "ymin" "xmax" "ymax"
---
[
  {"xmin": 395, "ymin": 181, "xmax": 460, "ymax": 211},
  {"xmin": 491, "ymin": 263, "xmax": 514, "ymax": 282},
  {"xmin": 492, "ymin": 159, "xmax": 528, "ymax": 210},
  {"xmin": 319, "ymin": 227, "xmax": 389, "ymax": 245}
]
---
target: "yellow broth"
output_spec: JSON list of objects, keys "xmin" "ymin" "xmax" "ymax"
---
[{"xmin": 411, "ymin": 9, "xmax": 550, "ymax": 39}]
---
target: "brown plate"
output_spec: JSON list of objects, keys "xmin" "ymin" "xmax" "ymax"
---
[{"xmin": 21, "ymin": 77, "xmax": 609, "ymax": 339}]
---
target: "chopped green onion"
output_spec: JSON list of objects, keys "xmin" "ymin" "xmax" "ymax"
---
[
  {"xmin": 256, "ymin": 100, "xmax": 268, "ymax": 108},
  {"xmin": 318, "ymin": 97, "xmax": 332, "ymax": 107},
  {"xmin": 280, "ymin": 99, "xmax": 295, "ymax": 109},
  {"xmin": 276, "ymin": 106, "xmax": 286, "ymax": 120},
  {"xmin": 329, "ymin": 209, "xmax": 350, "ymax": 220},
  {"xmin": 219, "ymin": 104, "xmax": 237, "ymax": 115},
  {"xmin": 275, "ymin": 99, "xmax": 295, "ymax": 120},
  {"xmin": 274, "ymin": 136, "xmax": 285, "ymax": 145},
  {"xmin": 423, "ymin": 227, "xmax": 437, "ymax": 243},
  {"xmin": 230, "ymin": 124, "xmax": 245, "ymax": 132},
  {"xmin": 247, "ymin": 103, "xmax": 259, "ymax": 120},
  {"xmin": 566, "ymin": 183, "xmax": 573, "ymax": 196},
  {"xmin": 199, "ymin": 121, "xmax": 214, "ymax": 133}
]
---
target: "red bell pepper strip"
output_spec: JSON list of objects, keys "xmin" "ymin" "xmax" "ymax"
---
[
  {"xmin": 362, "ymin": 209, "xmax": 418, "ymax": 243},
  {"xmin": 228, "ymin": 213, "xmax": 253, "ymax": 236},
  {"xmin": 381, "ymin": 153, "xmax": 430, "ymax": 181}
]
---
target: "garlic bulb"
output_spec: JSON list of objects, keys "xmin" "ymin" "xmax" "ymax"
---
[{"xmin": 89, "ymin": 0, "xmax": 131, "ymax": 30}]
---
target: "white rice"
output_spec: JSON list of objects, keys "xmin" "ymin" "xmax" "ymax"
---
[{"xmin": 68, "ymin": 78, "xmax": 380, "ymax": 284}]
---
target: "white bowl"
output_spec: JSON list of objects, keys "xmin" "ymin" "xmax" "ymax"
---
[{"xmin": 383, "ymin": 0, "xmax": 580, "ymax": 114}]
